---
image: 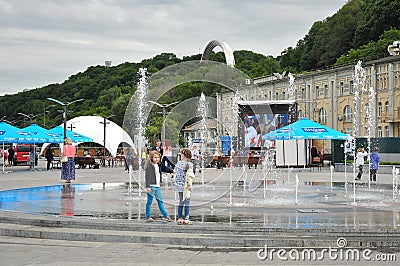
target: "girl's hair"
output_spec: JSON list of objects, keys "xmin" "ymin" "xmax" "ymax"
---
[
  {"xmin": 181, "ymin": 148, "xmax": 192, "ymax": 171},
  {"xmin": 64, "ymin": 137, "xmax": 72, "ymax": 145},
  {"xmin": 358, "ymin": 147, "xmax": 364, "ymax": 152},
  {"xmin": 181, "ymin": 148, "xmax": 192, "ymax": 160},
  {"xmin": 144, "ymin": 150, "xmax": 160, "ymax": 169}
]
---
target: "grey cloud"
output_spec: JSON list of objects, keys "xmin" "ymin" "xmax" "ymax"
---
[{"xmin": 0, "ymin": 0, "xmax": 346, "ymax": 95}]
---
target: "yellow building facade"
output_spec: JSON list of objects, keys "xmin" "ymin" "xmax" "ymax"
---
[{"xmin": 219, "ymin": 56, "xmax": 400, "ymax": 140}]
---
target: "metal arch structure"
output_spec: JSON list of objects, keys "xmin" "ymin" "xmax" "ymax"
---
[{"xmin": 201, "ymin": 40, "xmax": 235, "ymax": 67}]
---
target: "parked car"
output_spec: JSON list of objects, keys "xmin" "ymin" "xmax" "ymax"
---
[{"xmin": 14, "ymin": 145, "xmax": 31, "ymax": 165}]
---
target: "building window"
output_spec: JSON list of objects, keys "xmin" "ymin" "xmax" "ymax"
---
[
  {"xmin": 298, "ymin": 110, "xmax": 304, "ymax": 119},
  {"xmin": 340, "ymin": 82, "xmax": 344, "ymax": 95},
  {"xmin": 349, "ymin": 80, "xmax": 354, "ymax": 93},
  {"xmin": 378, "ymin": 126, "xmax": 382, "ymax": 137},
  {"xmin": 319, "ymin": 108, "xmax": 327, "ymax": 124},
  {"xmin": 385, "ymin": 126, "xmax": 390, "ymax": 137},
  {"xmin": 302, "ymin": 88, "xmax": 305, "ymax": 99},
  {"xmin": 364, "ymin": 103, "xmax": 370, "ymax": 121},
  {"xmin": 378, "ymin": 102, "xmax": 382, "ymax": 116},
  {"xmin": 324, "ymin": 84, "xmax": 329, "ymax": 97},
  {"xmin": 344, "ymin": 127, "xmax": 352, "ymax": 135},
  {"xmin": 385, "ymin": 101, "xmax": 389, "ymax": 114},
  {"xmin": 344, "ymin": 105, "xmax": 352, "ymax": 122}
]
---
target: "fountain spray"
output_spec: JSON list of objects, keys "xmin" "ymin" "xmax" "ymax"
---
[{"xmin": 133, "ymin": 68, "xmax": 148, "ymax": 196}]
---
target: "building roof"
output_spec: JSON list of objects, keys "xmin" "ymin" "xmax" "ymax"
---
[{"xmin": 183, "ymin": 118, "xmax": 217, "ymax": 131}]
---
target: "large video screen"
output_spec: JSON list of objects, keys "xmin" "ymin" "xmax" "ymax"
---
[
  {"xmin": 243, "ymin": 113, "xmax": 289, "ymax": 148},
  {"xmin": 237, "ymin": 102, "xmax": 295, "ymax": 149}
]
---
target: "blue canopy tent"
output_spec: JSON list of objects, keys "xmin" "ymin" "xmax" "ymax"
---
[
  {"xmin": 21, "ymin": 124, "xmax": 63, "ymax": 144},
  {"xmin": 0, "ymin": 122, "xmax": 23, "ymax": 143},
  {"xmin": 0, "ymin": 122, "xmax": 30, "ymax": 172},
  {"xmin": 48, "ymin": 126, "xmax": 93, "ymax": 143},
  {"xmin": 262, "ymin": 118, "xmax": 349, "ymax": 141}
]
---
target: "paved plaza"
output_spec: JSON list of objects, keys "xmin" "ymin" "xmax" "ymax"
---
[{"xmin": 0, "ymin": 159, "xmax": 400, "ymax": 265}]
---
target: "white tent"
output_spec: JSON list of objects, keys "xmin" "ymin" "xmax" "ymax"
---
[{"xmin": 41, "ymin": 116, "xmax": 134, "ymax": 156}]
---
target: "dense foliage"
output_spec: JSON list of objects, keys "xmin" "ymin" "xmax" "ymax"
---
[{"xmin": 279, "ymin": 0, "xmax": 400, "ymax": 72}]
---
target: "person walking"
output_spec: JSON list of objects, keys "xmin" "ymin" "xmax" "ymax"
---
[
  {"xmin": 29, "ymin": 145, "xmax": 35, "ymax": 170},
  {"xmin": 370, "ymin": 147, "xmax": 380, "ymax": 182},
  {"xmin": 144, "ymin": 150, "xmax": 174, "ymax": 222},
  {"xmin": 355, "ymin": 147, "xmax": 368, "ymax": 180},
  {"xmin": 61, "ymin": 138, "xmax": 76, "ymax": 183},
  {"xmin": 7, "ymin": 145, "xmax": 15, "ymax": 166},
  {"xmin": 173, "ymin": 148, "xmax": 194, "ymax": 225},
  {"xmin": 45, "ymin": 147, "xmax": 54, "ymax": 171}
]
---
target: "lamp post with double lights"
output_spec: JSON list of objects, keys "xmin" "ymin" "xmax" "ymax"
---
[
  {"xmin": 18, "ymin": 112, "xmax": 41, "ymax": 126},
  {"xmin": 147, "ymin": 101, "xmax": 179, "ymax": 145},
  {"xmin": 99, "ymin": 115, "xmax": 115, "ymax": 158},
  {"xmin": 46, "ymin": 98, "xmax": 84, "ymax": 141}
]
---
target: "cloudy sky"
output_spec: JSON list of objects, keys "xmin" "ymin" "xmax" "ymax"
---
[{"xmin": 0, "ymin": 0, "xmax": 347, "ymax": 96}]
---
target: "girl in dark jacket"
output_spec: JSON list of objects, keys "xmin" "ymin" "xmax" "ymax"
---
[{"xmin": 144, "ymin": 150, "xmax": 174, "ymax": 222}]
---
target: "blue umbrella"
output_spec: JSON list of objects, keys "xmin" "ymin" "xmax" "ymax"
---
[
  {"xmin": 262, "ymin": 118, "xmax": 349, "ymax": 140},
  {"xmin": 48, "ymin": 126, "xmax": 93, "ymax": 143},
  {"xmin": 21, "ymin": 124, "xmax": 63, "ymax": 143}
]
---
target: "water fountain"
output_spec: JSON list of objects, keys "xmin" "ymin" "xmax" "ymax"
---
[
  {"xmin": 128, "ymin": 68, "xmax": 148, "ymax": 196},
  {"xmin": 197, "ymin": 93, "xmax": 208, "ymax": 186},
  {"xmin": 353, "ymin": 60, "xmax": 366, "ymax": 205}
]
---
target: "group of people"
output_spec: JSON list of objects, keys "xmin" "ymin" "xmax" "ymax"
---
[
  {"xmin": 144, "ymin": 139, "xmax": 196, "ymax": 225},
  {"xmin": 1, "ymin": 146, "xmax": 15, "ymax": 167},
  {"xmin": 355, "ymin": 147, "xmax": 381, "ymax": 181}
]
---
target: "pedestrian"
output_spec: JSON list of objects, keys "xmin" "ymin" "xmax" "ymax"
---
[
  {"xmin": 45, "ymin": 146, "xmax": 54, "ymax": 171},
  {"xmin": 61, "ymin": 137, "xmax": 76, "ymax": 183},
  {"xmin": 3, "ymin": 149, "xmax": 9, "ymax": 167},
  {"xmin": 29, "ymin": 145, "xmax": 35, "ymax": 170},
  {"xmin": 311, "ymin": 146, "xmax": 318, "ymax": 159},
  {"xmin": 125, "ymin": 147, "xmax": 137, "ymax": 171},
  {"xmin": 370, "ymin": 147, "xmax": 380, "ymax": 182},
  {"xmin": 144, "ymin": 150, "xmax": 174, "ymax": 222},
  {"xmin": 141, "ymin": 145, "xmax": 148, "ymax": 169},
  {"xmin": 355, "ymin": 147, "xmax": 368, "ymax": 180},
  {"xmin": 191, "ymin": 144, "xmax": 199, "ymax": 174},
  {"xmin": 152, "ymin": 139, "xmax": 174, "ymax": 169},
  {"xmin": 174, "ymin": 148, "xmax": 194, "ymax": 225},
  {"xmin": 7, "ymin": 145, "xmax": 15, "ymax": 166}
]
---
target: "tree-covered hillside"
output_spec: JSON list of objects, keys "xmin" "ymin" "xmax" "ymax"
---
[{"xmin": 279, "ymin": 0, "xmax": 400, "ymax": 72}]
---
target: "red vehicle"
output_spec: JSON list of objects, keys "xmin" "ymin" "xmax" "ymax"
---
[{"xmin": 14, "ymin": 145, "xmax": 31, "ymax": 165}]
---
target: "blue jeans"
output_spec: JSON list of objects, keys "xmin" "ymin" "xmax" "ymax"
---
[
  {"xmin": 178, "ymin": 192, "xmax": 190, "ymax": 219},
  {"xmin": 146, "ymin": 186, "xmax": 169, "ymax": 219}
]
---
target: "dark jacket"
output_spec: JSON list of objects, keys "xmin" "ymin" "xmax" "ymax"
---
[
  {"xmin": 145, "ymin": 162, "xmax": 173, "ymax": 188},
  {"xmin": 152, "ymin": 145, "xmax": 164, "ymax": 157},
  {"xmin": 45, "ymin": 148, "xmax": 54, "ymax": 160}
]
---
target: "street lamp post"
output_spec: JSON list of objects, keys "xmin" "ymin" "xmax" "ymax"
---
[
  {"xmin": 99, "ymin": 115, "xmax": 115, "ymax": 157},
  {"xmin": 147, "ymin": 101, "xmax": 179, "ymax": 145},
  {"xmin": 47, "ymin": 98, "xmax": 84, "ymax": 141},
  {"xmin": 18, "ymin": 112, "xmax": 41, "ymax": 126}
]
